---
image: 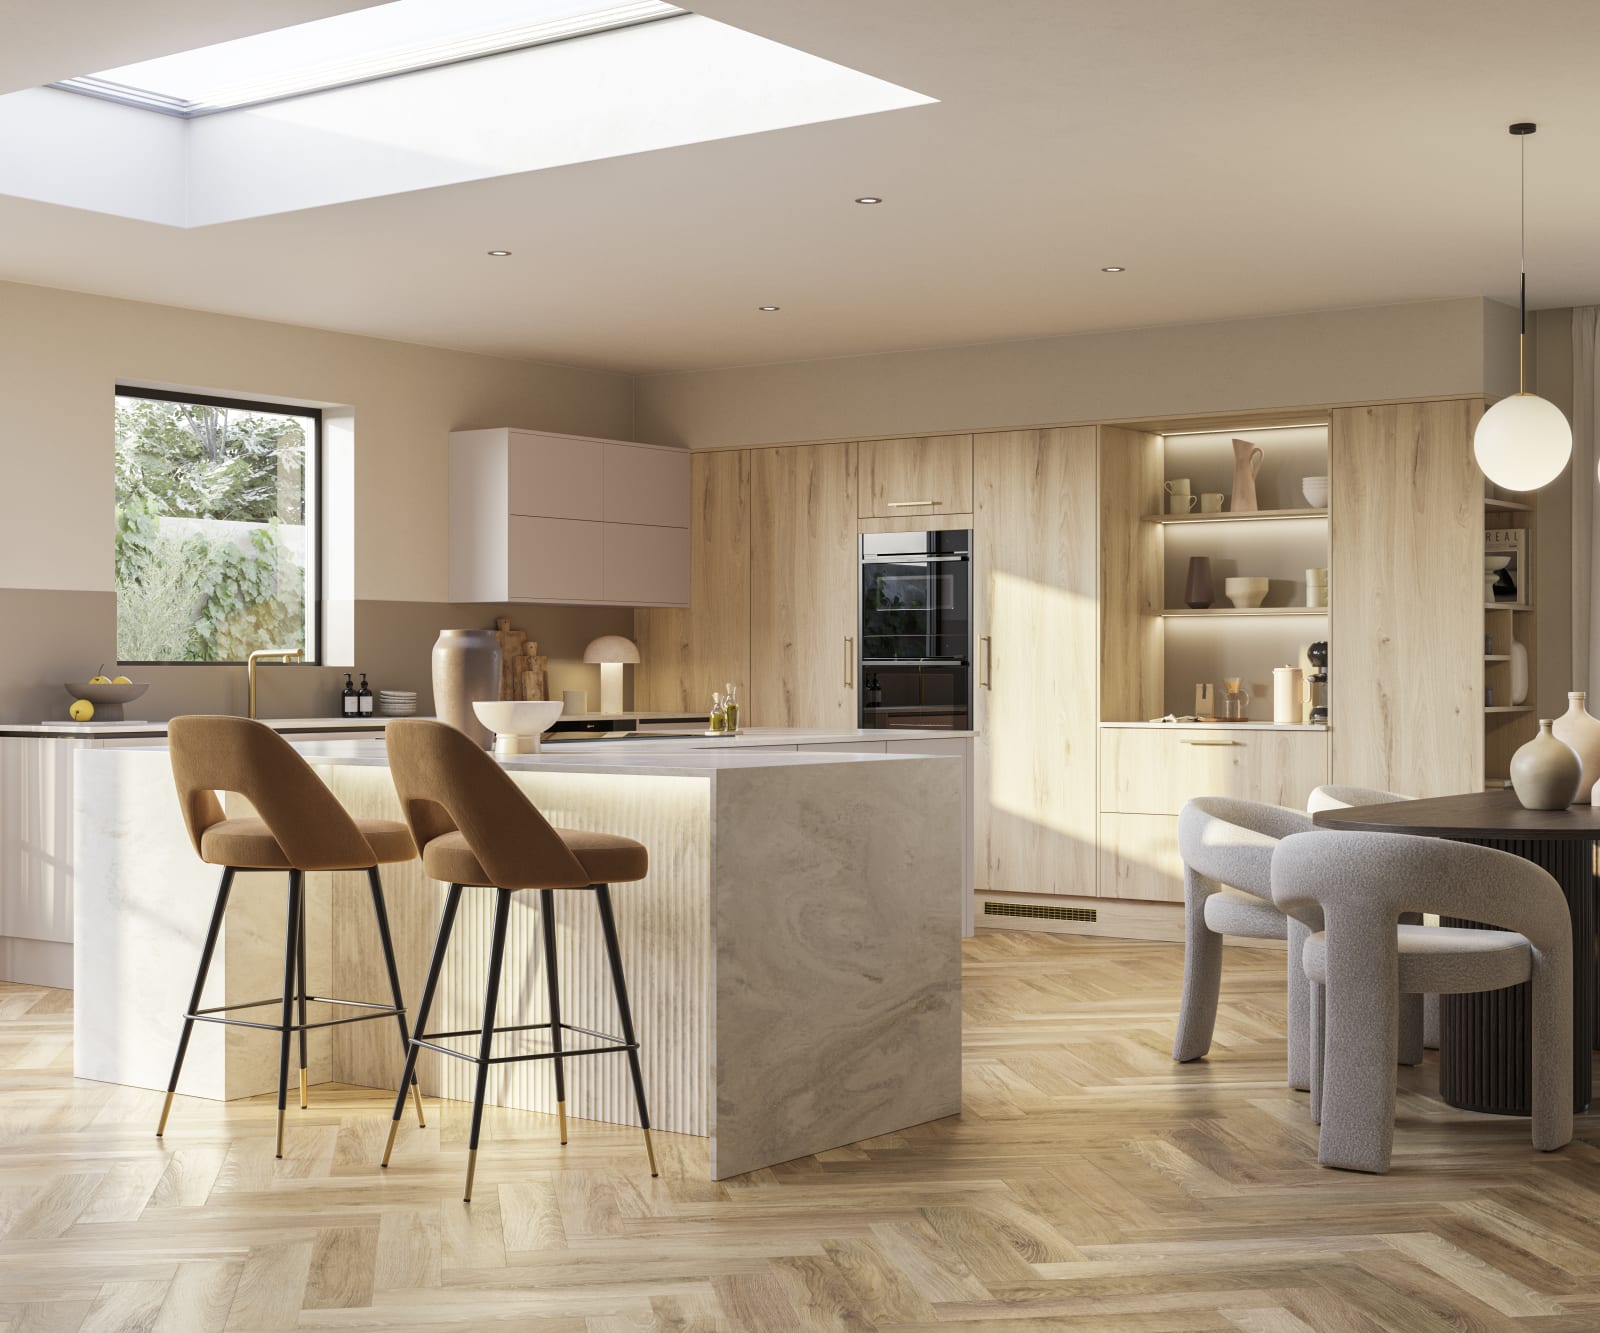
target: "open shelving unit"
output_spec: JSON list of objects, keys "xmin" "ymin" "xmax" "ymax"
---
[
  {"xmin": 1483, "ymin": 490, "xmax": 1538, "ymax": 788},
  {"xmin": 1145, "ymin": 422, "xmax": 1332, "ymax": 722}
]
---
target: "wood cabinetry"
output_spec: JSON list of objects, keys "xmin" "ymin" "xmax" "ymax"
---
[
  {"xmin": 973, "ymin": 427, "xmax": 1098, "ymax": 897},
  {"xmin": 1329, "ymin": 399, "xmax": 1483, "ymax": 795},
  {"xmin": 633, "ymin": 450, "xmax": 751, "ymax": 713},
  {"xmin": 1099, "ymin": 725, "xmax": 1330, "ymax": 813},
  {"xmin": 749, "ymin": 442, "xmax": 859, "ymax": 727},
  {"xmin": 450, "ymin": 428, "xmax": 690, "ymax": 607},
  {"xmin": 858, "ymin": 434, "xmax": 973, "ymax": 518}
]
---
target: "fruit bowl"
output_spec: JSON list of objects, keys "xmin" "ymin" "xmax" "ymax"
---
[
  {"xmin": 64, "ymin": 681, "xmax": 149, "ymax": 722},
  {"xmin": 473, "ymin": 700, "xmax": 564, "ymax": 754}
]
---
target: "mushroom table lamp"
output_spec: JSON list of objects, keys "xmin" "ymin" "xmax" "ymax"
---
[{"xmin": 583, "ymin": 635, "xmax": 640, "ymax": 715}]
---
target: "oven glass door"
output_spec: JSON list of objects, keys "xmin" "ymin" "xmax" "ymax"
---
[
  {"xmin": 860, "ymin": 663, "xmax": 970, "ymax": 730},
  {"xmin": 861, "ymin": 556, "xmax": 971, "ymax": 663}
]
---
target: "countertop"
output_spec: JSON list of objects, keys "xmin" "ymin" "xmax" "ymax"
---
[
  {"xmin": 1099, "ymin": 721, "xmax": 1329, "ymax": 732},
  {"xmin": 0, "ymin": 710, "xmax": 707, "ymax": 740},
  {"xmin": 103, "ymin": 728, "xmax": 972, "ymax": 780}
]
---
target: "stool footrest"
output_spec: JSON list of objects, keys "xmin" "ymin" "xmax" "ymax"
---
[
  {"xmin": 188, "ymin": 995, "xmax": 403, "ymax": 1035},
  {"xmin": 411, "ymin": 1018, "xmax": 636, "ymax": 1067}
]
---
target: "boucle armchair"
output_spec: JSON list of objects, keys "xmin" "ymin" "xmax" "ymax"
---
[
  {"xmin": 1174, "ymin": 797, "xmax": 1314, "ymax": 1086},
  {"xmin": 1273, "ymin": 829, "xmax": 1572, "ymax": 1173}
]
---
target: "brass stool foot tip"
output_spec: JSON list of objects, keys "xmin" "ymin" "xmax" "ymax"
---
[
  {"xmin": 299, "ymin": 1068, "xmax": 308, "ymax": 1109},
  {"xmin": 156, "ymin": 1091, "xmax": 175, "ymax": 1137},
  {"xmin": 643, "ymin": 1127, "xmax": 659, "ymax": 1178},
  {"xmin": 558, "ymin": 1100, "xmax": 568, "ymax": 1145},
  {"xmin": 463, "ymin": 1149, "xmax": 478, "ymax": 1203},
  {"xmin": 381, "ymin": 1118, "xmax": 401, "ymax": 1168},
  {"xmin": 275, "ymin": 1110, "xmax": 286, "ymax": 1159},
  {"xmin": 411, "ymin": 1083, "xmax": 426, "ymax": 1128}
]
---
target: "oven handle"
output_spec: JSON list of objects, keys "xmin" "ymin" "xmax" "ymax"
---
[
  {"xmin": 861, "ymin": 554, "xmax": 970, "ymax": 565},
  {"xmin": 860, "ymin": 658, "xmax": 970, "ymax": 667}
]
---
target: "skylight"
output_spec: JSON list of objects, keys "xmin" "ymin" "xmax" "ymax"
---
[{"xmin": 52, "ymin": 0, "xmax": 685, "ymax": 117}]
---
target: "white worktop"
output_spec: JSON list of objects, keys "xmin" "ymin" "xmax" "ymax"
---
[
  {"xmin": 0, "ymin": 715, "xmax": 397, "ymax": 738},
  {"xmin": 1099, "ymin": 720, "xmax": 1329, "ymax": 732}
]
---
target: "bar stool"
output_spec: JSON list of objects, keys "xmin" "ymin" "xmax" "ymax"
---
[
  {"xmin": 159, "ymin": 715, "xmax": 426, "ymax": 1157},
  {"xmin": 381, "ymin": 718, "xmax": 655, "ymax": 1202}
]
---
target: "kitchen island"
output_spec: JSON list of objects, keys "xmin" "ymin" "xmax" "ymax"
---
[{"xmin": 71, "ymin": 730, "xmax": 966, "ymax": 1178}]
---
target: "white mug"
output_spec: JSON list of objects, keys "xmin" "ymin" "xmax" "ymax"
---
[
  {"xmin": 1164, "ymin": 478, "xmax": 1192, "ymax": 496},
  {"xmin": 1169, "ymin": 492, "xmax": 1198, "ymax": 514},
  {"xmin": 1199, "ymin": 492, "xmax": 1224, "ymax": 513}
]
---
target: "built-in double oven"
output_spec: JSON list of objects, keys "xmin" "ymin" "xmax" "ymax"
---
[{"xmin": 859, "ymin": 529, "xmax": 973, "ymax": 730}]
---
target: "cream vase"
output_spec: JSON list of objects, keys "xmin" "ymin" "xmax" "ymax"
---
[
  {"xmin": 1553, "ymin": 690, "xmax": 1600, "ymax": 802},
  {"xmin": 1510, "ymin": 719, "xmax": 1582, "ymax": 811}
]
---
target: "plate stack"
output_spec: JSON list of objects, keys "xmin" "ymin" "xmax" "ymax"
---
[{"xmin": 377, "ymin": 689, "xmax": 418, "ymax": 717}]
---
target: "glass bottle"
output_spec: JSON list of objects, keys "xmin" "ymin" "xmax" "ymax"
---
[
  {"xmin": 709, "ymin": 692, "xmax": 727, "ymax": 733},
  {"xmin": 724, "ymin": 682, "xmax": 739, "ymax": 734},
  {"xmin": 1221, "ymin": 677, "xmax": 1250, "ymax": 721},
  {"xmin": 341, "ymin": 673, "xmax": 356, "ymax": 718},
  {"xmin": 357, "ymin": 672, "xmax": 374, "ymax": 716}
]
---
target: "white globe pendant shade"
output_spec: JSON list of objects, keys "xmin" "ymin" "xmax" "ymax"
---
[{"xmin": 1473, "ymin": 392, "xmax": 1572, "ymax": 492}]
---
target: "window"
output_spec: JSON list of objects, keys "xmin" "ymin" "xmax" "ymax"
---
[
  {"xmin": 53, "ymin": 0, "xmax": 684, "ymax": 117},
  {"xmin": 114, "ymin": 387, "xmax": 319, "ymax": 664}
]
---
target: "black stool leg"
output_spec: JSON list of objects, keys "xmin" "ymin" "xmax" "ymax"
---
[
  {"xmin": 276, "ymin": 870, "xmax": 303, "ymax": 1159},
  {"xmin": 465, "ymin": 889, "xmax": 513, "ymax": 1202},
  {"xmin": 383, "ymin": 883, "xmax": 463, "ymax": 1168},
  {"xmin": 539, "ymin": 889, "xmax": 568, "ymax": 1145},
  {"xmin": 594, "ymin": 884, "xmax": 657, "ymax": 1177},
  {"xmin": 157, "ymin": 866, "xmax": 235, "ymax": 1137},
  {"xmin": 295, "ymin": 882, "xmax": 310, "ymax": 1110},
  {"xmin": 368, "ymin": 868, "xmax": 426, "ymax": 1128}
]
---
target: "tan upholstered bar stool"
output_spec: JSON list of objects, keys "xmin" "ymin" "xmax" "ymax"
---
[
  {"xmin": 158, "ymin": 716, "xmax": 426, "ymax": 1157},
  {"xmin": 381, "ymin": 719, "xmax": 655, "ymax": 1202}
]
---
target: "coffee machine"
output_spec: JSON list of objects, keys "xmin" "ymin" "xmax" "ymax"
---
[{"xmin": 1306, "ymin": 641, "xmax": 1329, "ymax": 723}]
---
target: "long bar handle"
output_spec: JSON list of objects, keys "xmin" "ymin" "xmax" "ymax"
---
[
  {"xmin": 979, "ymin": 636, "xmax": 992, "ymax": 689},
  {"xmin": 885, "ymin": 499, "xmax": 941, "ymax": 508},
  {"xmin": 1180, "ymin": 740, "xmax": 1243, "ymax": 747},
  {"xmin": 844, "ymin": 636, "xmax": 854, "ymax": 689}
]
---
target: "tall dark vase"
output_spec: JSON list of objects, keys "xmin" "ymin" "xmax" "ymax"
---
[{"xmin": 1185, "ymin": 556, "xmax": 1215, "ymax": 609}]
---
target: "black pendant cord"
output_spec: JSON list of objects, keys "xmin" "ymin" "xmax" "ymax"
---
[{"xmin": 1511, "ymin": 121, "xmax": 1536, "ymax": 392}]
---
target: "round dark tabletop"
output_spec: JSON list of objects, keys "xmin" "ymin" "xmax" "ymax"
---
[{"xmin": 1312, "ymin": 788, "xmax": 1600, "ymax": 840}]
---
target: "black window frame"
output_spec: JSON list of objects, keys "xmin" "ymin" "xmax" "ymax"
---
[{"xmin": 113, "ymin": 384, "xmax": 324, "ymax": 667}]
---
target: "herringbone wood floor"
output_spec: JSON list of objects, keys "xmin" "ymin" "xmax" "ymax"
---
[{"xmin": 5, "ymin": 931, "xmax": 1600, "ymax": 1331}]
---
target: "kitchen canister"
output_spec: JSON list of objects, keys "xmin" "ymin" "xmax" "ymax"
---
[
  {"xmin": 562, "ymin": 689, "xmax": 588, "ymax": 715},
  {"xmin": 1272, "ymin": 665, "xmax": 1304, "ymax": 725},
  {"xmin": 432, "ymin": 628, "xmax": 502, "ymax": 749},
  {"xmin": 1509, "ymin": 720, "xmax": 1582, "ymax": 811},
  {"xmin": 1553, "ymin": 691, "xmax": 1600, "ymax": 802}
]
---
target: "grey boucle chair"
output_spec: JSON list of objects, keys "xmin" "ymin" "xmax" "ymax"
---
[
  {"xmin": 1306, "ymin": 784, "xmax": 1433, "ymax": 1055},
  {"xmin": 1272, "ymin": 829, "xmax": 1572, "ymax": 1174},
  {"xmin": 1174, "ymin": 797, "xmax": 1314, "ymax": 1087}
]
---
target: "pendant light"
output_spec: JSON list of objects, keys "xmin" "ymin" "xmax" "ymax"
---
[{"xmin": 1473, "ymin": 122, "xmax": 1572, "ymax": 492}]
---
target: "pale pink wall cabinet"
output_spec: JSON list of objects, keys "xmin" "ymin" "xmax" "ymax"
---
[{"xmin": 449, "ymin": 428, "xmax": 690, "ymax": 606}]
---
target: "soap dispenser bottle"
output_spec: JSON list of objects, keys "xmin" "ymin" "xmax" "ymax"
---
[
  {"xmin": 357, "ymin": 673, "xmax": 373, "ymax": 717},
  {"xmin": 341, "ymin": 673, "xmax": 356, "ymax": 718}
]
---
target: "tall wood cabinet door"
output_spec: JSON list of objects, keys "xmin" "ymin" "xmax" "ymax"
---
[
  {"xmin": 633, "ymin": 450, "xmax": 750, "ymax": 711},
  {"xmin": 858, "ymin": 434, "xmax": 973, "ymax": 518},
  {"xmin": 1330, "ymin": 399, "xmax": 1483, "ymax": 796},
  {"xmin": 974, "ymin": 427, "xmax": 1099, "ymax": 897},
  {"xmin": 749, "ymin": 442, "xmax": 859, "ymax": 727}
]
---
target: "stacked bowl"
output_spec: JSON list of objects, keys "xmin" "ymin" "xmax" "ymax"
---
[{"xmin": 377, "ymin": 689, "xmax": 418, "ymax": 717}]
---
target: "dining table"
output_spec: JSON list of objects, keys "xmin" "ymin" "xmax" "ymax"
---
[{"xmin": 1312, "ymin": 789, "xmax": 1596, "ymax": 1116}]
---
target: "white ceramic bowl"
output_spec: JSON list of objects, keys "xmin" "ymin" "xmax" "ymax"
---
[
  {"xmin": 473, "ymin": 700, "xmax": 565, "ymax": 753},
  {"xmin": 1302, "ymin": 475, "xmax": 1330, "ymax": 508},
  {"xmin": 1484, "ymin": 554, "xmax": 1511, "ymax": 572},
  {"xmin": 1223, "ymin": 576, "xmax": 1270, "ymax": 609}
]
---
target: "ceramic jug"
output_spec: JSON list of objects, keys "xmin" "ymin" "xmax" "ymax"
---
[
  {"xmin": 432, "ymin": 629, "xmax": 502, "ymax": 749},
  {"xmin": 1509, "ymin": 719, "xmax": 1582, "ymax": 811},
  {"xmin": 1230, "ymin": 439, "xmax": 1264, "ymax": 512},
  {"xmin": 1553, "ymin": 691, "xmax": 1600, "ymax": 802}
]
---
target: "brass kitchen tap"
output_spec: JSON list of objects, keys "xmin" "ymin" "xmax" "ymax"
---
[{"xmin": 247, "ymin": 647, "xmax": 303, "ymax": 719}]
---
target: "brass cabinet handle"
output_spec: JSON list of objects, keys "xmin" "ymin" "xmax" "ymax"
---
[
  {"xmin": 980, "ymin": 636, "xmax": 992, "ymax": 688},
  {"xmin": 1180, "ymin": 739, "xmax": 1244, "ymax": 747},
  {"xmin": 886, "ymin": 499, "xmax": 940, "ymax": 507},
  {"xmin": 844, "ymin": 636, "xmax": 854, "ymax": 688}
]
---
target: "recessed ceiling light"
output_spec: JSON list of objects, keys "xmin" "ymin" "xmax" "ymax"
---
[
  {"xmin": 487, "ymin": 249, "xmax": 512, "ymax": 257},
  {"xmin": 758, "ymin": 305, "xmax": 780, "ymax": 311},
  {"xmin": 855, "ymin": 196, "xmax": 883, "ymax": 205},
  {"xmin": 1101, "ymin": 265, "xmax": 1126, "ymax": 273}
]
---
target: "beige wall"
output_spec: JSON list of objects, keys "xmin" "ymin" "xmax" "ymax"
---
[
  {"xmin": 0, "ymin": 279, "xmax": 639, "ymax": 723},
  {"xmin": 634, "ymin": 298, "xmax": 1504, "ymax": 450},
  {"xmin": 0, "ymin": 279, "xmax": 633, "ymax": 599}
]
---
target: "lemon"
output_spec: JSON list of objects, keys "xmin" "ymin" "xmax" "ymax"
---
[
  {"xmin": 88, "ymin": 676, "xmax": 111, "ymax": 685},
  {"xmin": 69, "ymin": 699, "xmax": 94, "ymax": 722},
  {"xmin": 112, "ymin": 675, "xmax": 132, "ymax": 685}
]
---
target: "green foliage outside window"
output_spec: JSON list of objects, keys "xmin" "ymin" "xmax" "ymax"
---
[{"xmin": 113, "ymin": 395, "xmax": 315, "ymax": 663}]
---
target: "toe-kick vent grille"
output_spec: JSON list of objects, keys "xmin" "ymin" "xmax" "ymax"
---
[{"xmin": 984, "ymin": 901, "xmax": 1097, "ymax": 922}]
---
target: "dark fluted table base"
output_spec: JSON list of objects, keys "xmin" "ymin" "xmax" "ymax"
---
[{"xmin": 1439, "ymin": 836, "xmax": 1594, "ymax": 1116}]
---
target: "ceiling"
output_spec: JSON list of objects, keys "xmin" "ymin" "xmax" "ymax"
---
[{"xmin": 3, "ymin": 0, "xmax": 1600, "ymax": 374}]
